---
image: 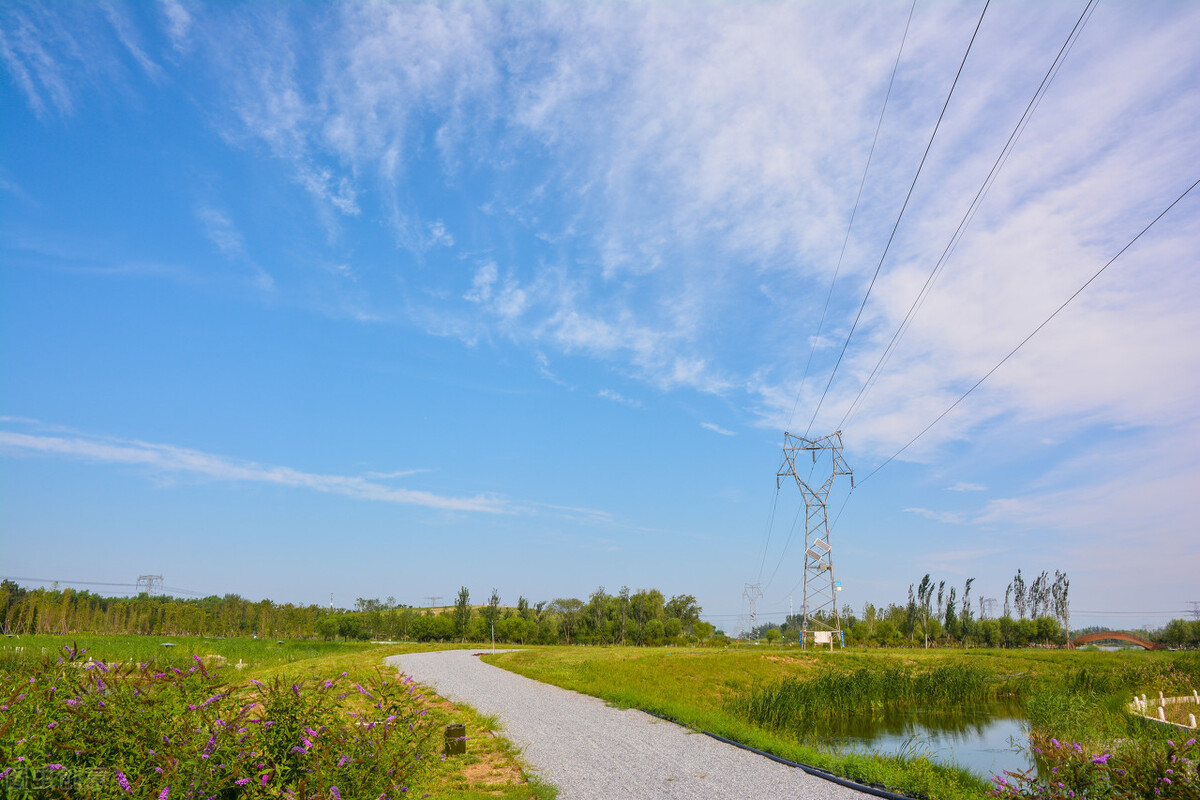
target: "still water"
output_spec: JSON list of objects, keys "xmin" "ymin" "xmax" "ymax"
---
[{"xmin": 819, "ymin": 704, "xmax": 1033, "ymax": 781}]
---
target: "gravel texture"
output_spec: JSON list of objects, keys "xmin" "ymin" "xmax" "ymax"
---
[{"xmin": 384, "ymin": 649, "xmax": 867, "ymax": 800}]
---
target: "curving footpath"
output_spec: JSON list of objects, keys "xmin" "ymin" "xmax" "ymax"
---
[{"xmin": 385, "ymin": 649, "xmax": 867, "ymax": 800}]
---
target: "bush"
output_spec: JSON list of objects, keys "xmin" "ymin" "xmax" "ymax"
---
[
  {"xmin": 993, "ymin": 733, "xmax": 1198, "ymax": 799},
  {"xmin": 0, "ymin": 644, "xmax": 438, "ymax": 799}
]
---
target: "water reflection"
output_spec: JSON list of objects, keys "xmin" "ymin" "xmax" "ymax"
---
[{"xmin": 814, "ymin": 703, "xmax": 1033, "ymax": 781}]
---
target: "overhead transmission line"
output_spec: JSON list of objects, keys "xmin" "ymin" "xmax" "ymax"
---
[
  {"xmin": 837, "ymin": 0, "xmax": 1100, "ymax": 433},
  {"xmin": 0, "ymin": 575, "xmax": 210, "ymax": 597},
  {"xmin": 755, "ymin": 0, "xmax": 917, "ymax": 588},
  {"xmin": 776, "ymin": 0, "xmax": 1107, "ymax": 606},
  {"xmin": 783, "ymin": 0, "xmax": 917, "ymax": 434},
  {"xmin": 803, "ymin": 0, "xmax": 991, "ymax": 438},
  {"xmin": 858, "ymin": 175, "xmax": 1200, "ymax": 487},
  {"xmin": 761, "ymin": 0, "xmax": 989, "ymax": 600}
]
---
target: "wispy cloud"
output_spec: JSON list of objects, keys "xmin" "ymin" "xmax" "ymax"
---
[
  {"xmin": 363, "ymin": 468, "xmax": 429, "ymax": 480},
  {"xmin": 157, "ymin": 0, "xmax": 191, "ymax": 52},
  {"xmin": 947, "ymin": 481, "xmax": 986, "ymax": 492},
  {"xmin": 598, "ymin": 389, "xmax": 640, "ymax": 408},
  {"xmin": 194, "ymin": 204, "xmax": 274, "ymax": 290},
  {"xmin": 700, "ymin": 422, "xmax": 735, "ymax": 437},
  {"xmin": 0, "ymin": 427, "xmax": 505, "ymax": 514},
  {"xmin": 903, "ymin": 507, "xmax": 963, "ymax": 524}
]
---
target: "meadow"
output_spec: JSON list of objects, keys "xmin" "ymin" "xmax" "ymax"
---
[
  {"xmin": 487, "ymin": 645, "xmax": 1200, "ymax": 799},
  {"xmin": 0, "ymin": 634, "xmax": 552, "ymax": 800}
]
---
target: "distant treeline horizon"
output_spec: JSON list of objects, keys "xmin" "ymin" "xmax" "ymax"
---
[{"xmin": 3, "ymin": 579, "xmax": 1196, "ymax": 648}]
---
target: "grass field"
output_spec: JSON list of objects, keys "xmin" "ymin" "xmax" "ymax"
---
[
  {"xmin": 1, "ymin": 634, "xmax": 554, "ymax": 800},
  {"xmin": 485, "ymin": 645, "xmax": 1200, "ymax": 800}
]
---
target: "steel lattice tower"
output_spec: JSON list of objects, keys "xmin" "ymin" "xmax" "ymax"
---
[{"xmin": 777, "ymin": 431, "xmax": 852, "ymax": 647}]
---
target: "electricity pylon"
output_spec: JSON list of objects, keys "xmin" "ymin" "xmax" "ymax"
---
[
  {"xmin": 743, "ymin": 583, "xmax": 762, "ymax": 640},
  {"xmin": 136, "ymin": 574, "xmax": 163, "ymax": 596},
  {"xmin": 777, "ymin": 431, "xmax": 852, "ymax": 647}
]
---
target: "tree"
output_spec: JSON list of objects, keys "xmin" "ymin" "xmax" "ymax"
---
[
  {"xmin": 1051, "ymin": 571, "xmax": 1070, "ymax": 642},
  {"xmin": 1012, "ymin": 569, "xmax": 1027, "ymax": 619},
  {"xmin": 665, "ymin": 594, "xmax": 701, "ymax": 632},
  {"xmin": 482, "ymin": 588, "xmax": 501, "ymax": 643},
  {"xmin": 588, "ymin": 587, "xmax": 608, "ymax": 644},
  {"xmin": 916, "ymin": 575, "xmax": 933, "ymax": 648},
  {"xmin": 906, "ymin": 584, "xmax": 917, "ymax": 644},
  {"xmin": 961, "ymin": 577, "xmax": 975, "ymax": 645},
  {"xmin": 944, "ymin": 587, "xmax": 958, "ymax": 643},
  {"xmin": 616, "ymin": 587, "xmax": 631, "ymax": 644},
  {"xmin": 551, "ymin": 598, "xmax": 584, "ymax": 645},
  {"xmin": 453, "ymin": 587, "xmax": 472, "ymax": 642},
  {"xmin": 765, "ymin": 627, "xmax": 782, "ymax": 644}
]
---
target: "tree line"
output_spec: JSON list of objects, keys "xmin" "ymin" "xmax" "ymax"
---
[{"xmin": 0, "ymin": 581, "xmax": 715, "ymax": 646}]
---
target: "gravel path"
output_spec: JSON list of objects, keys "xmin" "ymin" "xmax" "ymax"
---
[{"xmin": 384, "ymin": 649, "xmax": 868, "ymax": 800}]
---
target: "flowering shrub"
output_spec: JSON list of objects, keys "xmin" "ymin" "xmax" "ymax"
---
[
  {"xmin": 0, "ymin": 645, "xmax": 438, "ymax": 798},
  {"xmin": 992, "ymin": 732, "xmax": 1199, "ymax": 799}
]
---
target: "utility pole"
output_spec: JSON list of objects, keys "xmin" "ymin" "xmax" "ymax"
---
[{"xmin": 777, "ymin": 431, "xmax": 852, "ymax": 648}]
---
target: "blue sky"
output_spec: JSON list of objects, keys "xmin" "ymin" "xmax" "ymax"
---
[{"xmin": 2, "ymin": 1, "xmax": 1198, "ymax": 632}]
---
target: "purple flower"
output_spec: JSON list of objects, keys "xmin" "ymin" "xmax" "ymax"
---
[
  {"xmin": 47, "ymin": 722, "xmax": 57, "ymax": 729},
  {"xmin": 331, "ymin": 788, "xmax": 342, "ymax": 800},
  {"xmin": 116, "ymin": 771, "xmax": 132, "ymax": 793},
  {"xmin": 236, "ymin": 779, "xmax": 250, "ymax": 786},
  {"xmin": 47, "ymin": 764, "xmax": 64, "ymax": 770},
  {"xmin": 1092, "ymin": 754, "xmax": 1111, "ymax": 765},
  {"xmin": 159, "ymin": 788, "xmax": 170, "ymax": 800},
  {"xmin": 1051, "ymin": 738, "xmax": 1060, "ymax": 747}
]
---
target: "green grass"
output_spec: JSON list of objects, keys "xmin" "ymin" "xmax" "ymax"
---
[
  {"xmin": 0, "ymin": 632, "xmax": 375, "ymax": 672},
  {"xmin": 484, "ymin": 645, "xmax": 1200, "ymax": 800}
]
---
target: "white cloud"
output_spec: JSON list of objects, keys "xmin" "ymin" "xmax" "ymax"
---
[
  {"xmin": 195, "ymin": 205, "xmax": 245, "ymax": 258},
  {"xmin": 0, "ymin": 428, "xmax": 505, "ymax": 514},
  {"xmin": 903, "ymin": 507, "xmax": 963, "ymax": 524},
  {"xmin": 947, "ymin": 481, "xmax": 986, "ymax": 492},
  {"xmin": 363, "ymin": 468, "xmax": 429, "ymax": 480},
  {"xmin": 598, "ymin": 389, "xmax": 641, "ymax": 409},
  {"xmin": 158, "ymin": 0, "xmax": 191, "ymax": 52},
  {"xmin": 194, "ymin": 204, "xmax": 274, "ymax": 290},
  {"xmin": 700, "ymin": 422, "xmax": 735, "ymax": 437}
]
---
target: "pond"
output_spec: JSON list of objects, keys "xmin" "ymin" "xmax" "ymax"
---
[{"xmin": 818, "ymin": 703, "xmax": 1033, "ymax": 782}]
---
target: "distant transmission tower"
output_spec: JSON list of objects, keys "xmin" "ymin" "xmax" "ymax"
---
[
  {"xmin": 1188, "ymin": 600, "xmax": 1200, "ymax": 621},
  {"xmin": 136, "ymin": 574, "xmax": 163, "ymax": 595},
  {"xmin": 778, "ymin": 431, "xmax": 852, "ymax": 647},
  {"xmin": 743, "ymin": 583, "xmax": 762, "ymax": 640},
  {"xmin": 424, "ymin": 596, "xmax": 443, "ymax": 609}
]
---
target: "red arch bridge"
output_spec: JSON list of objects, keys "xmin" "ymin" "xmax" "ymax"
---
[{"xmin": 1070, "ymin": 631, "xmax": 1163, "ymax": 650}]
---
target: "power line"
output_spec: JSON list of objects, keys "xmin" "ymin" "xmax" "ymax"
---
[
  {"xmin": 804, "ymin": 0, "xmax": 992, "ymax": 438},
  {"xmin": 838, "ymin": 0, "xmax": 1099, "ymax": 432},
  {"xmin": 760, "ymin": 1, "xmax": 917, "ymax": 589},
  {"xmin": 1, "ymin": 575, "xmax": 211, "ymax": 597},
  {"xmin": 784, "ymin": 0, "xmax": 917, "ymax": 433},
  {"xmin": 1, "ymin": 576, "xmax": 137, "ymax": 588},
  {"xmin": 753, "ymin": 484, "xmax": 781, "ymax": 585},
  {"xmin": 859, "ymin": 175, "xmax": 1200, "ymax": 486}
]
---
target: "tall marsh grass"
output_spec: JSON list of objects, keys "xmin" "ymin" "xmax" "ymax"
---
[{"xmin": 729, "ymin": 664, "xmax": 1023, "ymax": 734}]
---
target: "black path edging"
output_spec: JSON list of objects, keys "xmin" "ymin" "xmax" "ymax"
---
[{"xmin": 642, "ymin": 710, "xmax": 926, "ymax": 800}]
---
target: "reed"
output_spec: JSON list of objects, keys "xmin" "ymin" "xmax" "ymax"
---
[{"xmin": 728, "ymin": 664, "xmax": 1017, "ymax": 733}]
